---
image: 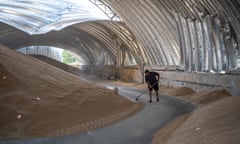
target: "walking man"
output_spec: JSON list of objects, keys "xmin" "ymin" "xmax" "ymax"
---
[{"xmin": 144, "ymin": 69, "xmax": 160, "ymax": 103}]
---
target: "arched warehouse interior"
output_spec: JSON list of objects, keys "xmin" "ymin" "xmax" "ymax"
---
[
  {"xmin": 0, "ymin": 0, "xmax": 239, "ymax": 95},
  {"xmin": 0, "ymin": 0, "xmax": 240, "ymax": 143}
]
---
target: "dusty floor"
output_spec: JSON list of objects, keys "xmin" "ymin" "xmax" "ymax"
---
[{"xmin": 74, "ymin": 63, "xmax": 240, "ymax": 144}]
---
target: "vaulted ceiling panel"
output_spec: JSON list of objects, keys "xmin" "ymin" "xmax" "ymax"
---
[{"xmin": 0, "ymin": 0, "xmax": 239, "ymax": 73}]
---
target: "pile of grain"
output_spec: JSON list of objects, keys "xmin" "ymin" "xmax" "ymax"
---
[{"xmin": 0, "ymin": 45, "xmax": 143, "ymax": 138}]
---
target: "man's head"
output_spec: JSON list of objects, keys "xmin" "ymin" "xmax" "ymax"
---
[{"xmin": 144, "ymin": 69, "xmax": 150, "ymax": 75}]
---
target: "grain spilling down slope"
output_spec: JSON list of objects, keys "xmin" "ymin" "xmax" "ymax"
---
[
  {"xmin": 0, "ymin": 45, "xmax": 143, "ymax": 138},
  {"xmin": 152, "ymin": 86, "xmax": 240, "ymax": 144}
]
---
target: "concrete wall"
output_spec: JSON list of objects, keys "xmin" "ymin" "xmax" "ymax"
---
[
  {"xmin": 116, "ymin": 67, "xmax": 142, "ymax": 82},
  {"xmin": 81, "ymin": 65, "xmax": 143, "ymax": 82},
  {"xmin": 159, "ymin": 71, "xmax": 240, "ymax": 96},
  {"xmin": 81, "ymin": 65, "xmax": 240, "ymax": 96},
  {"xmin": 80, "ymin": 65, "xmax": 117, "ymax": 80}
]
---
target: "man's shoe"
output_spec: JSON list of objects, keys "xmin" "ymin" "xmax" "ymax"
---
[
  {"xmin": 157, "ymin": 98, "xmax": 159, "ymax": 102},
  {"xmin": 149, "ymin": 100, "xmax": 152, "ymax": 103}
]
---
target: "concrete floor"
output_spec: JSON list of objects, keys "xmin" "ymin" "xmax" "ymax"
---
[{"xmin": 0, "ymin": 84, "xmax": 196, "ymax": 144}]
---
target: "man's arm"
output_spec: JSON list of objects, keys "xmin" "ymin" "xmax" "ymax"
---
[
  {"xmin": 145, "ymin": 75, "xmax": 150, "ymax": 88},
  {"xmin": 146, "ymin": 80, "xmax": 151, "ymax": 88},
  {"xmin": 155, "ymin": 72, "xmax": 160, "ymax": 83},
  {"xmin": 147, "ymin": 82, "xmax": 151, "ymax": 88}
]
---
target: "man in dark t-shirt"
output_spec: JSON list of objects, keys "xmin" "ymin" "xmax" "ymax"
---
[{"xmin": 144, "ymin": 69, "xmax": 160, "ymax": 103}]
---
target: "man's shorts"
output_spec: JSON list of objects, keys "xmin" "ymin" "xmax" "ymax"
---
[{"xmin": 148, "ymin": 83, "xmax": 159, "ymax": 91}]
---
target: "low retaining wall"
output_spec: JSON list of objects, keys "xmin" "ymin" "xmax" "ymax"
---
[
  {"xmin": 81, "ymin": 65, "xmax": 240, "ymax": 96},
  {"xmin": 159, "ymin": 71, "xmax": 240, "ymax": 96},
  {"xmin": 80, "ymin": 65, "xmax": 117, "ymax": 79},
  {"xmin": 116, "ymin": 67, "xmax": 142, "ymax": 82},
  {"xmin": 81, "ymin": 65, "xmax": 143, "ymax": 82}
]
